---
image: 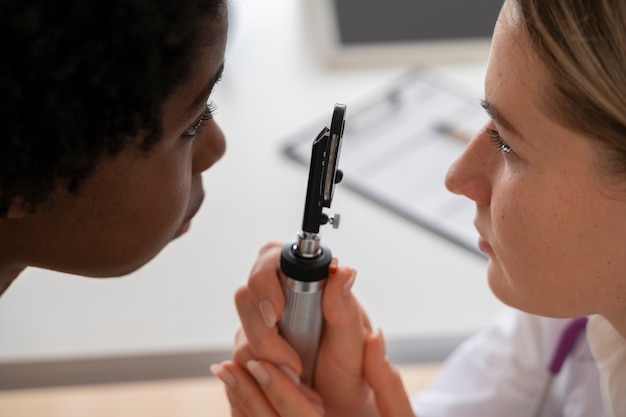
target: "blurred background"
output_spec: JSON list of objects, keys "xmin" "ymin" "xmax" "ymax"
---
[{"xmin": 0, "ymin": 0, "xmax": 504, "ymax": 391}]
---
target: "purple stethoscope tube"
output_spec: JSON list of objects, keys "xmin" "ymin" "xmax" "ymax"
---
[
  {"xmin": 548, "ymin": 317, "xmax": 589, "ymax": 374},
  {"xmin": 531, "ymin": 316, "xmax": 588, "ymax": 417}
]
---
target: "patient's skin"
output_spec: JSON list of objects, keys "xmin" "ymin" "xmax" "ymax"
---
[{"xmin": 0, "ymin": 4, "xmax": 228, "ymax": 294}]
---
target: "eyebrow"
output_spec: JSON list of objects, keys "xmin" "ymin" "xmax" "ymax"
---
[
  {"xmin": 480, "ymin": 98, "xmax": 521, "ymax": 137},
  {"xmin": 187, "ymin": 62, "xmax": 225, "ymax": 117}
]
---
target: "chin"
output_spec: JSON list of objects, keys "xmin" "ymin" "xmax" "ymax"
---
[
  {"xmin": 93, "ymin": 262, "xmax": 152, "ymax": 278},
  {"xmin": 487, "ymin": 268, "xmax": 582, "ymax": 318},
  {"xmin": 486, "ymin": 261, "xmax": 525, "ymax": 310},
  {"xmin": 65, "ymin": 244, "xmax": 169, "ymax": 279}
]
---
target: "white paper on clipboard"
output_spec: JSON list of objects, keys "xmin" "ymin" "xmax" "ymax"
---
[{"xmin": 282, "ymin": 71, "xmax": 489, "ymax": 258}]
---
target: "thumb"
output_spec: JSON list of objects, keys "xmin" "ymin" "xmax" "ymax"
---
[
  {"xmin": 363, "ymin": 329, "xmax": 416, "ymax": 417},
  {"xmin": 322, "ymin": 266, "xmax": 368, "ymax": 349}
]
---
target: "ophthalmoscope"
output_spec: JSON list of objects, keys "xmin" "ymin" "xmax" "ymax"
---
[{"xmin": 278, "ymin": 103, "xmax": 346, "ymax": 386}]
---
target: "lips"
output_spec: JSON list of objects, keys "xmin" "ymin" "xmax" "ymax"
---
[
  {"xmin": 474, "ymin": 220, "xmax": 494, "ymax": 256},
  {"xmin": 173, "ymin": 190, "xmax": 205, "ymax": 239},
  {"xmin": 174, "ymin": 220, "xmax": 192, "ymax": 238},
  {"xmin": 478, "ymin": 236, "xmax": 494, "ymax": 255}
]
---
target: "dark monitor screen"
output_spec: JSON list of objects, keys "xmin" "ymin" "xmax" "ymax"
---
[{"xmin": 333, "ymin": 0, "xmax": 502, "ymax": 45}]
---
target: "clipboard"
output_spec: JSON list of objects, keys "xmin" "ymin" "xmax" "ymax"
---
[{"xmin": 282, "ymin": 71, "xmax": 488, "ymax": 258}]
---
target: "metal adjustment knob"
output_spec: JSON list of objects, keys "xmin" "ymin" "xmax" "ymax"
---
[
  {"xmin": 335, "ymin": 169, "xmax": 344, "ymax": 184},
  {"xmin": 328, "ymin": 214, "xmax": 340, "ymax": 229}
]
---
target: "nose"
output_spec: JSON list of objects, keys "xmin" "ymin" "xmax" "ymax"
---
[
  {"xmin": 444, "ymin": 126, "xmax": 493, "ymax": 206},
  {"xmin": 192, "ymin": 118, "xmax": 227, "ymax": 175}
]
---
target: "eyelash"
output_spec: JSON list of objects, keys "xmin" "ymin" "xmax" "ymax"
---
[
  {"xmin": 183, "ymin": 102, "xmax": 218, "ymax": 138},
  {"xmin": 486, "ymin": 128, "xmax": 513, "ymax": 154}
]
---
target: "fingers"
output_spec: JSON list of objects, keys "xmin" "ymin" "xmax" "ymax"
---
[
  {"xmin": 320, "ymin": 266, "xmax": 373, "ymax": 375},
  {"xmin": 211, "ymin": 361, "xmax": 275, "ymax": 417},
  {"xmin": 363, "ymin": 330, "xmax": 416, "ymax": 417},
  {"xmin": 312, "ymin": 266, "xmax": 373, "ymax": 412},
  {"xmin": 234, "ymin": 287, "xmax": 302, "ymax": 375},
  {"xmin": 247, "ymin": 242, "xmax": 285, "ymax": 319},
  {"xmin": 318, "ymin": 266, "xmax": 368, "ymax": 381},
  {"xmin": 234, "ymin": 242, "xmax": 303, "ymax": 373},
  {"xmin": 322, "ymin": 267, "xmax": 372, "ymax": 352},
  {"xmin": 211, "ymin": 360, "xmax": 325, "ymax": 417},
  {"xmin": 237, "ymin": 241, "xmax": 370, "ymax": 414}
]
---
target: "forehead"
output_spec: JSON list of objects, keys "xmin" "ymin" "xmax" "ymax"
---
[
  {"xmin": 486, "ymin": 0, "xmax": 548, "ymax": 111},
  {"xmin": 165, "ymin": 13, "xmax": 228, "ymax": 125}
]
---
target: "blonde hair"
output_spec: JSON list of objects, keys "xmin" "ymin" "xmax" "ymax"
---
[{"xmin": 517, "ymin": 0, "xmax": 626, "ymax": 174}]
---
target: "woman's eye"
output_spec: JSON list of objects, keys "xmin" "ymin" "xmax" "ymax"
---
[
  {"xmin": 183, "ymin": 102, "xmax": 217, "ymax": 138},
  {"xmin": 486, "ymin": 128, "xmax": 513, "ymax": 154}
]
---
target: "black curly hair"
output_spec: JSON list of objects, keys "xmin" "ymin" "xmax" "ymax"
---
[{"xmin": 0, "ymin": 0, "xmax": 226, "ymax": 216}]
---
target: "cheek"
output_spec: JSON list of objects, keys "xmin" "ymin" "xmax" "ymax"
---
[
  {"xmin": 487, "ymin": 172, "xmax": 579, "ymax": 311},
  {"xmin": 85, "ymin": 154, "xmax": 193, "ymax": 273},
  {"xmin": 118, "ymin": 164, "xmax": 190, "ymax": 241},
  {"xmin": 490, "ymin": 178, "xmax": 548, "ymax": 279},
  {"xmin": 489, "ymin": 174, "xmax": 626, "ymax": 315}
]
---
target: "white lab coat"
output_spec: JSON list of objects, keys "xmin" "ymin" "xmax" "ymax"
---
[
  {"xmin": 587, "ymin": 314, "xmax": 626, "ymax": 417},
  {"xmin": 412, "ymin": 307, "xmax": 606, "ymax": 417}
]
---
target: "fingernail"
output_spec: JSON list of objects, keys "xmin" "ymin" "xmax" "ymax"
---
[
  {"xmin": 210, "ymin": 362, "xmax": 237, "ymax": 389},
  {"xmin": 279, "ymin": 364, "xmax": 301, "ymax": 386},
  {"xmin": 329, "ymin": 258, "xmax": 339, "ymax": 274},
  {"xmin": 259, "ymin": 299, "xmax": 277, "ymax": 327},
  {"xmin": 234, "ymin": 329, "xmax": 248, "ymax": 350},
  {"xmin": 246, "ymin": 360, "xmax": 270, "ymax": 386},
  {"xmin": 312, "ymin": 402, "xmax": 326, "ymax": 415},
  {"xmin": 342, "ymin": 269, "xmax": 357, "ymax": 298},
  {"xmin": 375, "ymin": 328, "xmax": 387, "ymax": 358}
]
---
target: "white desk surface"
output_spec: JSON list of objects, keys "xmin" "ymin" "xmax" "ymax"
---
[{"xmin": 0, "ymin": 0, "xmax": 502, "ymax": 363}]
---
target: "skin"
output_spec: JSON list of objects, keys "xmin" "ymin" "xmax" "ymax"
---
[
  {"xmin": 227, "ymin": 243, "xmax": 373, "ymax": 417},
  {"xmin": 0, "ymin": 6, "xmax": 228, "ymax": 293},
  {"xmin": 215, "ymin": 0, "xmax": 626, "ymax": 416},
  {"xmin": 445, "ymin": 0, "xmax": 626, "ymax": 337}
]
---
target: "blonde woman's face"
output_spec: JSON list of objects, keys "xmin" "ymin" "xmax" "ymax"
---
[{"xmin": 445, "ymin": 0, "xmax": 626, "ymax": 320}]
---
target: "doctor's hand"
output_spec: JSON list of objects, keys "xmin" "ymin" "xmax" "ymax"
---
[
  {"xmin": 210, "ymin": 341, "xmax": 417, "ymax": 417},
  {"xmin": 216, "ymin": 241, "xmax": 377, "ymax": 416},
  {"xmin": 210, "ymin": 324, "xmax": 417, "ymax": 416},
  {"xmin": 363, "ymin": 329, "xmax": 417, "ymax": 417}
]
